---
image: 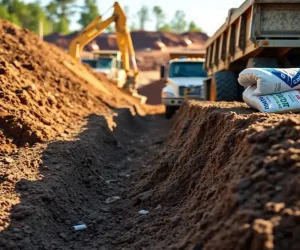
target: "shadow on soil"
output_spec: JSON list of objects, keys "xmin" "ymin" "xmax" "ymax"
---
[{"xmin": 0, "ymin": 107, "xmax": 167, "ymax": 250}]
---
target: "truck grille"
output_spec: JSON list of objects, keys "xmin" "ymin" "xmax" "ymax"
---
[{"xmin": 179, "ymin": 86, "xmax": 202, "ymax": 96}]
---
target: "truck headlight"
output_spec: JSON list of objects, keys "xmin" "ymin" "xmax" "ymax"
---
[{"xmin": 162, "ymin": 92, "xmax": 175, "ymax": 97}]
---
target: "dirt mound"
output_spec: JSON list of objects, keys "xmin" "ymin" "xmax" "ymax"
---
[
  {"xmin": 0, "ymin": 20, "xmax": 162, "ymax": 156},
  {"xmin": 44, "ymin": 30, "xmax": 208, "ymax": 52},
  {"xmin": 123, "ymin": 101, "xmax": 300, "ymax": 250}
]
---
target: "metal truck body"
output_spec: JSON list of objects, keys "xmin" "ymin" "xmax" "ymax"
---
[
  {"xmin": 204, "ymin": 0, "xmax": 300, "ymax": 102},
  {"xmin": 160, "ymin": 51, "xmax": 207, "ymax": 118}
]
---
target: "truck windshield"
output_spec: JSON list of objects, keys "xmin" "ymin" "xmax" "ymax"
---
[
  {"xmin": 97, "ymin": 58, "xmax": 112, "ymax": 69},
  {"xmin": 169, "ymin": 62, "xmax": 207, "ymax": 77},
  {"xmin": 82, "ymin": 59, "xmax": 97, "ymax": 68}
]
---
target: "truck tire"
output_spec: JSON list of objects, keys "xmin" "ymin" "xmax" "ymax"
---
[
  {"xmin": 210, "ymin": 71, "xmax": 239, "ymax": 101},
  {"xmin": 246, "ymin": 57, "xmax": 279, "ymax": 68},
  {"xmin": 165, "ymin": 106, "xmax": 177, "ymax": 119}
]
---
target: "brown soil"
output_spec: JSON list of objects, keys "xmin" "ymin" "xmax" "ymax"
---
[
  {"xmin": 129, "ymin": 101, "xmax": 300, "ymax": 250},
  {"xmin": 44, "ymin": 30, "xmax": 208, "ymax": 52},
  {"xmin": 1, "ymin": 19, "xmax": 300, "ymax": 250},
  {"xmin": 138, "ymin": 80, "xmax": 166, "ymax": 105}
]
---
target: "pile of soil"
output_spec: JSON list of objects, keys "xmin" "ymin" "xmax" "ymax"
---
[
  {"xmin": 124, "ymin": 101, "xmax": 300, "ymax": 250},
  {"xmin": 0, "ymin": 20, "xmax": 162, "ymax": 156}
]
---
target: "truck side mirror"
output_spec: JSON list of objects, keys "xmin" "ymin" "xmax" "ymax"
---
[{"xmin": 160, "ymin": 65, "xmax": 165, "ymax": 79}]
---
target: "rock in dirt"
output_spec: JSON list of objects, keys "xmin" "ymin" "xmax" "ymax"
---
[
  {"xmin": 138, "ymin": 210, "xmax": 150, "ymax": 215},
  {"xmin": 105, "ymin": 196, "xmax": 121, "ymax": 204}
]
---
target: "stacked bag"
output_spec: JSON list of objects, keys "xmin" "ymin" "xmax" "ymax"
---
[{"xmin": 238, "ymin": 68, "xmax": 300, "ymax": 113}]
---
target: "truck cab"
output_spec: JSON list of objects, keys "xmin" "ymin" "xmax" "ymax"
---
[
  {"xmin": 160, "ymin": 51, "xmax": 207, "ymax": 118},
  {"xmin": 82, "ymin": 50, "xmax": 127, "ymax": 88}
]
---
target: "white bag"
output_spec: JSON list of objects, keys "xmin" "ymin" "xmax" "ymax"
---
[
  {"xmin": 238, "ymin": 68, "xmax": 300, "ymax": 96},
  {"xmin": 243, "ymin": 86, "xmax": 300, "ymax": 113}
]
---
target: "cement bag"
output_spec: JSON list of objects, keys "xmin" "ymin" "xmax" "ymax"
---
[
  {"xmin": 243, "ymin": 86, "xmax": 300, "ymax": 113},
  {"xmin": 238, "ymin": 68, "xmax": 300, "ymax": 96}
]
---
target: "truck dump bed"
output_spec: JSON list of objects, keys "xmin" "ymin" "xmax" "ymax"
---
[{"xmin": 205, "ymin": 0, "xmax": 300, "ymax": 75}]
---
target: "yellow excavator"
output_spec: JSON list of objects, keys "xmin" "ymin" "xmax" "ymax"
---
[{"xmin": 68, "ymin": 1, "xmax": 139, "ymax": 91}]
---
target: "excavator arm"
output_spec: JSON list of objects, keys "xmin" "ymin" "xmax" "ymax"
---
[{"xmin": 68, "ymin": 2, "xmax": 138, "ymax": 84}]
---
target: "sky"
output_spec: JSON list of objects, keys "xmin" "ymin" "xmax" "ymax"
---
[{"xmin": 24, "ymin": 0, "xmax": 244, "ymax": 36}]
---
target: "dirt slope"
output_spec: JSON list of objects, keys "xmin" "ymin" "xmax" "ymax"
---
[
  {"xmin": 0, "ymin": 20, "xmax": 162, "ymax": 156},
  {"xmin": 126, "ymin": 101, "xmax": 300, "ymax": 250},
  {"xmin": 1, "ymin": 18, "xmax": 300, "ymax": 250}
]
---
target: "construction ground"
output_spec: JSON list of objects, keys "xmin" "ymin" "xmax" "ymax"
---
[{"xmin": 1, "ymin": 20, "xmax": 300, "ymax": 250}]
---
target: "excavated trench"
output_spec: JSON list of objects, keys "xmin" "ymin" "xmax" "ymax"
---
[
  {"xmin": 1, "ymin": 19, "xmax": 300, "ymax": 250},
  {"xmin": 0, "ymin": 108, "xmax": 172, "ymax": 250}
]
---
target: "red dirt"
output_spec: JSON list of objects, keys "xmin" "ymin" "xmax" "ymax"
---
[
  {"xmin": 1, "ymin": 19, "xmax": 300, "ymax": 250},
  {"xmin": 44, "ymin": 30, "xmax": 208, "ymax": 52}
]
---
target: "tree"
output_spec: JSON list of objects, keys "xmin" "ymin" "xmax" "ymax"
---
[
  {"xmin": 0, "ymin": 3, "xmax": 10, "ymax": 19},
  {"xmin": 0, "ymin": 0, "xmax": 53, "ymax": 35},
  {"xmin": 170, "ymin": 10, "xmax": 187, "ymax": 33},
  {"xmin": 46, "ymin": 0, "xmax": 75, "ymax": 33},
  {"xmin": 188, "ymin": 21, "xmax": 202, "ymax": 32},
  {"xmin": 78, "ymin": 0, "xmax": 99, "ymax": 28},
  {"xmin": 152, "ymin": 6, "xmax": 165, "ymax": 31},
  {"xmin": 137, "ymin": 5, "xmax": 150, "ymax": 30},
  {"xmin": 159, "ymin": 23, "xmax": 171, "ymax": 32}
]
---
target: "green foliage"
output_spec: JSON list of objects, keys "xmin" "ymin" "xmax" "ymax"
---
[
  {"xmin": 78, "ymin": 0, "xmax": 99, "ymax": 28},
  {"xmin": 45, "ymin": 0, "xmax": 76, "ymax": 33},
  {"xmin": 188, "ymin": 21, "xmax": 202, "ymax": 32},
  {"xmin": 170, "ymin": 10, "xmax": 187, "ymax": 33},
  {"xmin": 0, "ymin": 0, "xmax": 54, "ymax": 35},
  {"xmin": 159, "ymin": 23, "xmax": 172, "ymax": 32},
  {"xmin": 152, "ymin": 6, "xmax": 165, "ymax": 31},
  {"xmin": 137, "ymin": 5, "xmax": 150, "ymax": 30}
]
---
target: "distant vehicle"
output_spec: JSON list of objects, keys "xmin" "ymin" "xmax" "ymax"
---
[
  {"xmin": 160, "ymin": 51, "xmax": 207, "ymax": 119},
  {"xmin": 82, "ymin": 50, "xmax": 126, "ymax": 88},
  {"xmin": 68, "ymin": 1, "xmax": 138, "ymax": 92}
]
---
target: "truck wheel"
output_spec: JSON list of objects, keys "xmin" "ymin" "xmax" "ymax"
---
[
  {"xmin": 246, "ymin": 57, "xmax": 279, "ymax": 68},
  {"xmin": 165, "ymin": 106, "xmax": 176, "ymax": 119},
  {"xmin": 210, "ymin": 71, "xmax": 239, "ymax": 101}
]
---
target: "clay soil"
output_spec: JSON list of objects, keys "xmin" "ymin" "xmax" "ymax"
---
[{"xmin": 1, "ymin": 20, "xmax": 300, "ymax": 250}]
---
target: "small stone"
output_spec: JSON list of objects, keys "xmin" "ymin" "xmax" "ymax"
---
[
  {"xmin": 105, "ymin": 196, "xmax": 121, "ymax": 204},
  {"xmin": 4, "ymin": 157, "xmax": 14, "ymax": 164},
  {"xmin": 265, "ymin": 202, "xmax": 285, "ymax": 213},
  {"xmin": 275, "ymin": 186, "xmax": 283, "ymax": 191},
  {"xmin": 138, "ymin": 210, "xmax": 149, "ymax": 215}
]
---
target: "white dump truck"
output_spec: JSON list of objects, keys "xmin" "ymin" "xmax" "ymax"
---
[
  {"xmin": 160, "ymin": 51, "xmax": 207, "ymax": 118},
  {"xmin": 82, "ymin": 50, "xmax": 127, "ymax": 88}
]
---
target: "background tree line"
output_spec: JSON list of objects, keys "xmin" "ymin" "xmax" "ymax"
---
[{"xmin": 0, "ymin": 0, "xmax": 203, "ymax": 35}]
